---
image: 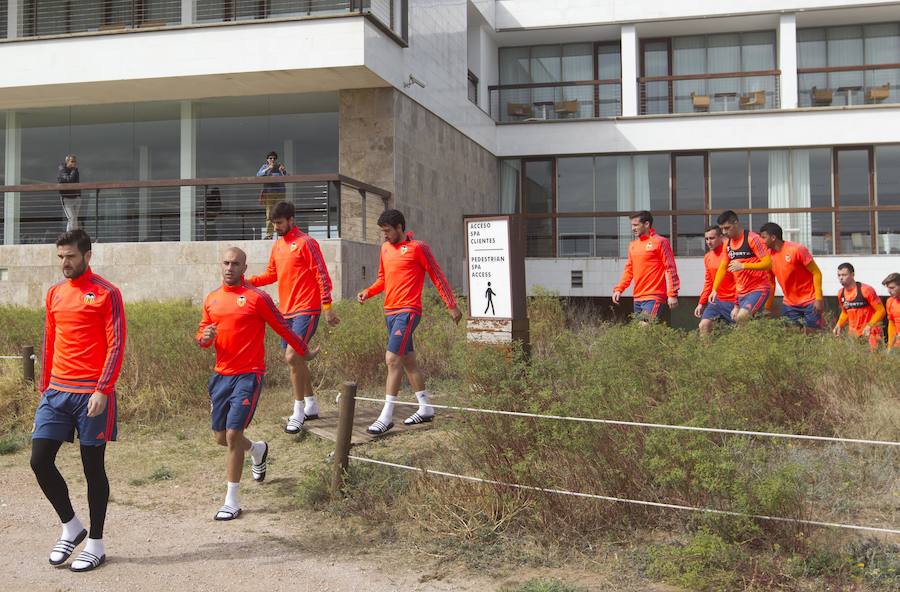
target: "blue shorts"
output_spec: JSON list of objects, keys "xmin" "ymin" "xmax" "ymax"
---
[
  {"xmin": 633, "ymin": 299, "xmax": 666, "ymax": 320},
  {"xmin": 782, "ymin": 303, "xmax": 823, "ymax": 329},
  {"xmin": 281, "ymin": 314, "xmax": 319, "ymax": 350},
  {"xmin": 737, "ymin": 287, "xmax": 771, "ymax": 316},
  {"xmin": 701, "ymin": 300, "xmax": 736, "ymax": 324},
  {"xmin": 32, "ymin": 389, "xmax": 118, "ymax": 446},
  {"xmin": 208, "ymin": 372, "xmax": 263, "ymax": 432},
  {"xmin": 385, "ymin": 312, "xmax": 421, "ymax": 355}
]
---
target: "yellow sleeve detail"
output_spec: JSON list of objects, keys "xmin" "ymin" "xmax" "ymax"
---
[
  {"xmin": 837, "ymin": 311, "xmax": 848, "ymax": 328},
  {"xmin": 712, "ymin": 256, "xmax": 728, "ymax": 293},
  {"xmin": 742, "ymin": 254, "xmax": 772, "ymax": 271},
  {"xmin": 806, "ymin": 260, "xmax": 824, "ymax": 300},
  {"xmin": 868, "ymin": 301, "xmax": 886, "ymax": 326}
]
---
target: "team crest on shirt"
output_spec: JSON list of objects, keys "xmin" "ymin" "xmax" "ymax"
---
[
  {"xmin": 83, "ymin": 292, "xmax": 96, "ymax": 304},
  {"xmin": 290, "ymin": 242, "xmax": 298, "ymax": 251},
  {"xmin": 785, "ymin": 254, "xmax": 791, "ymax": 262},
  {"xmin": 400, "ymin": 245, "xmax": 408, "ymax": 254},
  {"xmin": 645, "ymin": 242, "xmax": 654, "ymax": 250},
  {"xmin": 236, "ymin": 295, "xmax": 247, "ymax": 307}
]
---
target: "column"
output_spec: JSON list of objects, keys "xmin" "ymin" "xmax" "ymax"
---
[
  {"xmin": 138, "ymin": 145, "xmax": 151, "ymax": 241},
  {"xmin": 181, "ymin": 0, "xmax": 194, "ymax": 26},
  {"xmin": 620, "ymin": 24, "xmax": 639, "ymax": 117},
  {"xmin": 4, "ymin": 112, "xmax": 21, "ymax": 245},
  {"xmin": 7, "ymin": 0, "xmax": 19, "ymax": 39},
  {"xmin": 180, "ymin": 101, "xmax": 196, "ymax": 242},
  {"xmin": 778, "ymin": 14, "xmax": 798, "ymax": 109}
]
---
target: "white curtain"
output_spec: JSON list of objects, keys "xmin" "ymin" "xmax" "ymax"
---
[
  {"xmin": 767, "ymin": 150, "xmax": 812, "ymax": 247},
  {"xmin": 673, "ymin": 36, "xmax": 707, "ymax": 112},
  {"xmin": 615, "ymin": 156, "xmax": 652, "ymax": 256},
  {"xmin": 499, "ymin": 160, "xmax": 520, "ymax": 214},
  {"xmin": 562, "ymin": 44, "xmax": 593, "ymax": 118}
]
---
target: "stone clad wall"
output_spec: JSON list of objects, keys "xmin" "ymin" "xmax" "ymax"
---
[
  {"xmin": 0, "ymin": 239, "xmax": 376, "ymax": 308},
  {"xmin": 339, "ymin": 88, "xmax": 498, "ymax": 294}
]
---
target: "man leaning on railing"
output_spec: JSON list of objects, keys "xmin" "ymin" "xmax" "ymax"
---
[{"xmin": 57, "ymin": 155, "xmax": 81, "ymax": 232}]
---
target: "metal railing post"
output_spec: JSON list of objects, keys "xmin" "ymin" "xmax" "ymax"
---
[
  {"xmin": 332, "ymin": 382, "xmax": 357, "ymax": 498},
  {"xmin": 22, "ymin": 345, "xmax": 35, "ymax": 382},
  {"xmin": 94, "ymin": 189, "xmax": 100, "ymax": 240},
  {"xmin": 203, "ymin": 184, "xmax": 208, "ymax": 241},
  {"xmin": 335, "ymin": 181, "xmax": 342, "ymax": 239},
  {"xmin": 359, "ymin": 188, "xmax": 366, "ymax": 242}
]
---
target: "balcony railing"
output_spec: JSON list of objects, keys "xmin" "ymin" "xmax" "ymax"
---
[
  {"xmin": 520, "ymin": 204, "xmax": 900, "ymax": 258},
  {"xmin": 489, "ymin": 80, "xmax": 622, "ymax": 123},
  {"xmin": 639, "ymin": 70, "xmax": 781, "ymax": 115},
  {"xmin": 0, "ymin": 174, "xmax": 390, "ymax": 245},
  {"xmin": 797, "ymin": 63, "xmax": 900, "ymax": 108},
  {"xmin": 9, "ymin": 0, "xmax": 399, "ymax": 42}
]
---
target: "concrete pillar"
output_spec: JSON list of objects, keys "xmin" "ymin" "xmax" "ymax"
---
[
  {"xmin": 138, "ymin": 145, "xmax": 151, "ymax": 241},
  {"xmin": 7, "ymin": 0, "xmax": 18, "ymax": 39},
  {"xmin": 778, "ymin": 14, "xmax": 798, "ymax": 109},
  {"xmin": 181, "ymin": 0, "xmax": 194, "ymax": 25},
  {"xmin": 179, "ymin": 101, "xmax": 196, "ymax": 241},
  {"xmin": 4, "ymin": 112, "xmax": 21, "ymax": 245},
  {"xmin": 620, "ymin": 24, "xmax": 639, "ymax": 117}
]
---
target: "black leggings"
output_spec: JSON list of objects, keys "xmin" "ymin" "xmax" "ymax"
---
[{"xmin": 30, "ymin": 439, "xmax": 109, "ymax": 539}]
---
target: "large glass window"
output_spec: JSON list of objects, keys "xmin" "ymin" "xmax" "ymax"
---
[
  {"xmin": 499, "ymin": 159, "xmax": 521, "ymax": 214},
  {"xmin": 836, "ymin": 149, "xmax": 872, "ymax": 254},
  {"xmin": 558, "ymin": 157, "xmax": 594, "ymax": 256},
  {"xmin": 498, "ymin": 43, "xmax": 621, "ymax": 121},
  {"xmin": 21, "ymin": 1, "xmax": 181, "ymax": 36},
  {"xmin": 876, "ymin": 147, "xmax": 900, "ymax": 254},
  {"xmin": 798, "ymin": 23, "xmax": 900, "ymax": 107},
  {"xmin": 673, "ymin": 154, "xmax": 707, "ymax": 255},
  {"xmin": 644, "ymin": 32, "xmax": 776, "ymax": 114}
]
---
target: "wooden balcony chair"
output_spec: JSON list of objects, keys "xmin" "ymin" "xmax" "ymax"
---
[
  {"xmin": 739, "ymin": 90, "xmax": 766, "ymax": 109},
  {"xmin": 866, "ymin": 83, "xmax": 890, "ymax": 103},
  {"xmin": 811, "ymin": 86, "xmax": 833, "ymax": 106},
  {"xmin": 690, "ymin": 92, "xmax": 710, "ymax": 111},
  {"xmin": 553, "ymin": 100, "xmax": 580, "ymax": 118},
  {"xmin": 506, "ymin": 102, "xmax": 533, "ymax": 119}
]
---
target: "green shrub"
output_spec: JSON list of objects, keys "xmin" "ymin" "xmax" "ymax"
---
[{"xmin": 500, "ymin": 579, "xmax": 585, "ymax": 592}]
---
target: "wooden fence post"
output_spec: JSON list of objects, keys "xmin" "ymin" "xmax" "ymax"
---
[
  {"xmin": 22, "ymin": 345, "xmax": 35, "ymax": 382},
  {"xmin": 331, "ymin": 382, "xmax": 357, "ymax": 498}
]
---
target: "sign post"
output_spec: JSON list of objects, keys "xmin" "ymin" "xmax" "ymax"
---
[{"xmin": 464, "ymin": 214, "xmax": 529, "ymax": 346}]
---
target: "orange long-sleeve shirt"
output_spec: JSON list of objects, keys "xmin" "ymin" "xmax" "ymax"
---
[
  {"xmin": 887, "ymin": 297, "xmax": 899, "ymax": 350},
  {"xmin": 717, "ymin": 230, "xmax": 772, "ymax": 296},
  {"xmin": 768, "ymin": 241, "xmax": 821, "ymax": 307},
  {"xmin": 40, "ymin": 268, "xmax": 127, "ymax": 395},
  {"xmin": 196, "ymin": 281, "xmax": 308, "ymax": 375},
  {"xmin": 248, "ymin": 226, "xmax": 333, "ymax": 318},
  {"xmin": 362, "ymin": 232, "xmax": 457, "ymax": 314},
  {"xmin": 699, "ymin": 244, "xmax": 735, "ymax": 305},
  {"xmin": 614, "ymin": 229, "xmax": 680, "ymax": 300},
  {"xmin": 837, "ymin": 282, "xmax": 885, "ymax": 337}
]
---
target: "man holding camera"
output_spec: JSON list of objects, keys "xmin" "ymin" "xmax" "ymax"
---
[{"xmin": 256, "ymin": 151, "xmax": 288, "ymax": 239}]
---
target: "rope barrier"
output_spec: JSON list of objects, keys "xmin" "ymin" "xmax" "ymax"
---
[
  {"xmin": 354, "ymin": 396, "xmax": 900, "ymax": 447},
  {"xmin": 348, "ymin": 455, "xmax": 900, "ymax": 536}
]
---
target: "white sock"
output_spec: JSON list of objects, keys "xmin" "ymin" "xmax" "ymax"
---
[
  {"xmin": 304, "ymin": 395, "xmax": 319, "ymax": 416},
  {"xmin": 290, "ymin": 400, "xmax": 303, "ymax": 420},
  {"xmin": 225, "ymin": 482, "xmax": 240, "ymax": 508},
  {"xmin": 249, "ymin": 441, "xmax": 266, "ymax": 464},
  {"xmin": 378, "ymin": 395, "xmax": 397, "ymax": 425},
  {"xmin": 61, "ymin": 516, "xmax": 84, "ymax": 541},
  {"xmin": 414, "ymin": 390, "xmax": 434, "ymax": 417},
  {"xmin": 84, "ymin": 538, "xmax": 104, "ymax": 558}
]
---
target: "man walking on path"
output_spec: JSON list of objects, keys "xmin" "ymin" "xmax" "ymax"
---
[
  {"xmin": 57, "ymin": 155, "xmax": 81, "ymax": 231},
  {"xmin": 197, "ymin": 247, "xmax": 317, "ymax": 521},
  {"xmin": 695, "ymin": 225, "xmax": 737, "ymax": 334},
  {"xmin": 833, "ymin": 262, "xmax": 885, "ymax": 350},
  {"xmin": 612, "ymin": 210, "xmax": 680, "ymax": 322},
  {"xmin": 31, "ymin": 229, "xmax": 126, "ymax": 573},
  {"xmin": 759, "ymin": 222, "xmax": 825, "ymax": 331},
  {"xmin": 357, "ymin": 209, "xmax": 462, "ymax": 435},
  {"xmin": 247, "ymin": 201, "xmax": 338, "ymax": 435},
  {"xmin": 710, "ymin": 210, "xmax": 772, "ymax": 323}
]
